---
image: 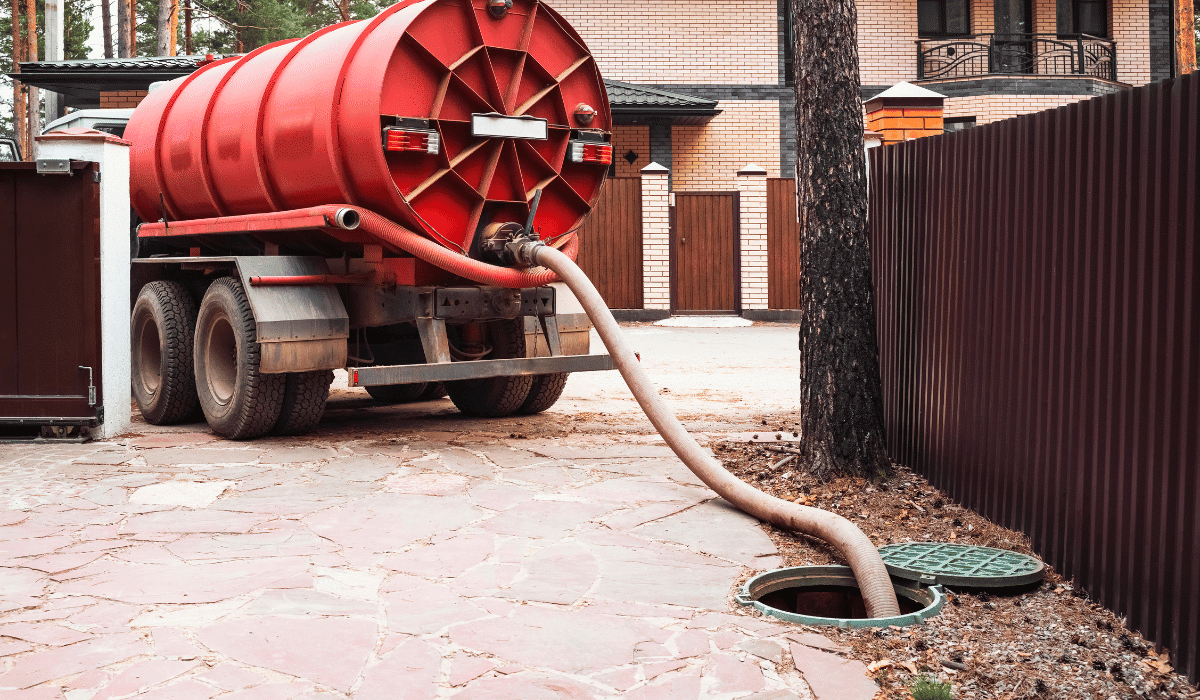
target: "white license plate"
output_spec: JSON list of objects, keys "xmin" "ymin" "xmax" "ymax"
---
[{"xmin": 471, "ymin": 114, "xmax": 548, "ymax": 140}]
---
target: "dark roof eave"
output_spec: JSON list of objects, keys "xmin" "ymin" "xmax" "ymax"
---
[
  {"xmin": 8, "ymin": 70, "xmax": 193, "ymax": 84},
  {"xmin": 611, "ymin": 106, "xmax": 722, "ymax": 125}
]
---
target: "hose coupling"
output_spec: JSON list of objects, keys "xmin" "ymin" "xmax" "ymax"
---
[{"xmin": 506, "ymin": 235, "xmax": 546, "ymax": 268}]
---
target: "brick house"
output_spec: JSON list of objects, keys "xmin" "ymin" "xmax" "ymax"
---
[
  {"xmin": 12, "ymin": 0, "xmax": 1196, "ymax": 317},
  {"xmin": 549, "ymin": 0, "xmax": 1193, "ymax": 191}
]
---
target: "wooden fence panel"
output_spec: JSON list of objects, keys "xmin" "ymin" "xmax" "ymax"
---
[
  {"xmin": 767, "ymin": 178, "xmax": 800, "ymax": 309},
  {"xmin": 575, "ymin": 177, "xmax": 642, "ymax": 309},
  {"xmin": 672, "ymin": 192, "xmax": 738, "ymax": 312}
]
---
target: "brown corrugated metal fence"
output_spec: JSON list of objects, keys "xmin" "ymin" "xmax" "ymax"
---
[
  {"xmin": 576, "ymin": 177, "xmax": 643, "ymax": 309},
  {"xmin": 869, "ymin": 72, "xmax": 1199, "ymax": 681}
]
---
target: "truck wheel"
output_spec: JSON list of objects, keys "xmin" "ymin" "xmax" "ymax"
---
[
  {"xmin": 446, "ymin": 320, "xmax": 532, "ymax": 417},
  {"xmin": 517, "ymin": 373, "xmax": 568, "ymax": 414},
  {"xmin": 194, "ymin": 277, "xmax": 285, "ymax": 439},
  {"xmin": 274, "ymin": 370, "xmax": 333, "ymax": 435},
  {"xmin": 366, "ymin": 382, "xmax": 428, "ymax": 404},
  {"xmin": 131, "ymin": 280, "xmax": 200, "ymax": 424},
  {"xmin": 417, "ymin": 382, "xmax": 448, "ymax": 401}
]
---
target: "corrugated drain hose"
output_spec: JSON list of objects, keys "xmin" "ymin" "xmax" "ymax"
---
[
  {"xmin": 522, "ymin": 241, "xmax": 902, "ymax": 619},
  {"xmin": 342, "ymin": 206, "xmax": 901, "ymax": 617}
]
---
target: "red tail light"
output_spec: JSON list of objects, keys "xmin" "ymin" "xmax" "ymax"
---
[
  {"xmin": 384, "ymin": 128, "xmax": 440, "ymax": 154},
  {"xmin": 569, "ymin": 140, "xmax": 612, "ymax": 165}
]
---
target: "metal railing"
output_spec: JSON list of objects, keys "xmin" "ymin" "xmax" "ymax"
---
[{"xmin": 916, "ymin": 33, "xmax": 1116, "ymax": 81}]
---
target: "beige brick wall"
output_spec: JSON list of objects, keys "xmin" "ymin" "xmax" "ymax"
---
[
  {"xmin": 858, "ymin": 0, "xmax": 920, "ymax": 86},
  {"xmin": 641, "ymin": 167, "xmax": 671, "ymax": 310},
  {"xmin": 550, "ymin": 0, "xmax": 779, "ymax": 84},
  {"xmin": 671, "ymin": 101, "xmax": 781, "ymax": 191},
  {"xmin": 736, "ymin": 170, "xmax": 769, "ymax": 310},
  {"xmin": 972, "ymin": 0, "xmax": 994, "ymax": 33},
  {"xmin": 1032, "ymin": 0, "xmax": 1056, "ymax": 33},
  {"xmin": 610, "ymin": 125, "xmax": 651, "ymax": 178},
  {"xmin": 859, "ymin": 0, "xmax": 1151, "ymax": 88},
  {"xmin": 943, "ymin": 93, "xmax": 1095, "ymax": 125},
  {"xmin": 1112, "ymin": 0, "xmax": 1150, "ymax": 86},
  {"xmin": 99, "ymin": 91, "xmax": 148, "ymax": 108}
]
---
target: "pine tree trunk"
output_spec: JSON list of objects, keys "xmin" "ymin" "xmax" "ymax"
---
[
  {"xmin": 10, "ymin": 0, "xmax": 26, "ymax": 158},
  {"xmin": 156, "ymin": 0, "xmax": 170, "ymax": 55},
  {"xmin": 791, "ymin": 0, "xmax": 889, "ymax": 479},
  {"xmin": 24, "ymin": 0, "xmax": 37, "ymax": 158},
  {"xmin": 129, "ymin": 0, "xmax": 137, "ymax": 56},
  {"xmin": 117, "ymin": 0, "xmax": 128, "ymax": 57},
  {"xmin": 102, "ymin": 0, "xmax": 113, "ymax": 58}
]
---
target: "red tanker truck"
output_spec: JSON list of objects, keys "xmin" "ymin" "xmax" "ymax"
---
[{"xmin": 126, "ymin": 0, "xmax": 615, "ymax": 439}]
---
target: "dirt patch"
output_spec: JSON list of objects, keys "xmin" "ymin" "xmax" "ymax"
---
[{"xmin": 715, "ymin": 436, "xmax": 1198, "ymax": 700}]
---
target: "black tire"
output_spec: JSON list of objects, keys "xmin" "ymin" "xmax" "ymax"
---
[
  {"xmin": 193, "ymin": 277, "xmax": 285, "ymax": 439},
  {"xmin": 273, "ymin": 370, "xmax": 333, "ymax": 435},
  {"xmin": 131, "ymin": 280, "xmax": 200, "ymax": 424},
  {"xmin": 365, "ymin": 382, "xmax": 428, "ymax": 404},
  {"xmin": 416, "ymin": 382, "xmax": 448, "ymax": 401},
  {"xmin": 446, "ymin": 320, "xmax": 532, "ymax": 417},
  {"xmin": 517, "ymin": 373, "xmax": 568, "ymax": 414}
]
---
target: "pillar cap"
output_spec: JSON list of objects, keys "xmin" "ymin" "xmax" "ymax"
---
[
  {"xmin": 35, "ymin": 127, "xmax": 131, "ymax": 147},
  {"xmin": 737, "ymin": 163, "xmax": 768, "ymax": 176},
  {"xmin": 864, "ymin": 81, "xmax": 945, "ymax": 112},
  {"xmin": 641, "ymin": 162, "xmax": 669, "ymax": 173}
]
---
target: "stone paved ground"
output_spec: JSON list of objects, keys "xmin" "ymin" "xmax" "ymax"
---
[{"xmin": 0, "ymin": 325, "xmax": 879, "ymax": 700}]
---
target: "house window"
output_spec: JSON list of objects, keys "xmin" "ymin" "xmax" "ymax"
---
[
  {"xmin": 944, "ymin": 117, "xmax": 977, "ymax": 132},
  {"xmin": 1057, "ymin": 0, "xmax": 1108, "ymax": 37},
  {"xmin": 918, "ymin": 0, "xmax": 971, "ymax": 37}
]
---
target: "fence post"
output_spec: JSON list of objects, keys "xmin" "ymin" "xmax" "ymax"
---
[
  {"xmin": 736, "ymin": 164, "xmax": 769, "ymax": 315},
  {"xmin": 35, "ymin": 130, "xmax": 132, "ymax": 439},
  {"xmin": 640, "ymin": 162, "xmax": 671, "ymax": 313}
]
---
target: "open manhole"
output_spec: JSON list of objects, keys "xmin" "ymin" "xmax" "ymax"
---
[
  {"xmin": 736, "ymin": 565, "xmax": 944, "ymax": 628},
  {"xmin": 877, "ymin": 542, "xmax": 1045, "ymax": 588}
]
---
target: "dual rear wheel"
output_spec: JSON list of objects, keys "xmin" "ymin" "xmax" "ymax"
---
[
  {"xmin": 444, "ymin": 319, "xmax": 569, "ymax": 418},
  {"xmin": 132, "ymin": 278, "xmax": 331, "ymax": 439},
  {"xmin": 133, "ymin": 280, "xmax": 568, "ymax": 437}
]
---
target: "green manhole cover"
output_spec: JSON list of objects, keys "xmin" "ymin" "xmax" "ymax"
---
[{"xmin": 878, "ymin": 542, "xmax": 1045, "ymax": 588}]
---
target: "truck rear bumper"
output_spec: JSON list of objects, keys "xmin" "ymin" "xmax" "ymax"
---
[{"xmin": 348, "ymin": 354, "xmax": 616, "ymax": 386}]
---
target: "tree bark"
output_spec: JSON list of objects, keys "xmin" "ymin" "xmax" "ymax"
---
[
  {"xmin": 117, "ymin": 0, "xmax": 128, "ymax": 57},
  {"xmin": 1176, "ymin": 0, "xmax": 1196, "ymax": 74},
  {"xmin": 156, "ymin": 0, "xmax": 171, "ymax": 55},
  {"xmin": 24, "ymin": 0, "xmax": 37, "ymax": 158},
  {"xmin": 183, "ymin": 0, "xmax": 191, "ymax": 55},
  {"xmin": 101, "ymin": 0, "xmax": 113, "ymax": 58},
  {"xmin": 792, "ymin": 0, "xmax": 890, "ymax": 479},
  {"xmin": 129, "ymin": 0, "xmax": 137, "ymax": 56},
  {"xmin": 10, "ymin": 0, "xmax": 26, "ymax": 158}
]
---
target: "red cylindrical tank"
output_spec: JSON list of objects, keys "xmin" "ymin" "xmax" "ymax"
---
[{"xmin": 126, "ymin": 0, "xmax": 611, "ymax": 252}]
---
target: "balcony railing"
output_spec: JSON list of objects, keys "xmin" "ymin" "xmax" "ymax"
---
[{"xmin": 916, "ymin": 34, "xmax": 1116, "ymax": 82}]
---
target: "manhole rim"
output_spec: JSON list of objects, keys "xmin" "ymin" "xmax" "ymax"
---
[
  {"xmin": 736, "ymin": 565, "xmax": 945, "ymax": 629},
  {"xmin": 877, "ymin": 541, "xmax": 1046, "ymax": 588}
]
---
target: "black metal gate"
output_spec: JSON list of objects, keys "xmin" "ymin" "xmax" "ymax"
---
[{"xmin": 0, "ymin": 162, "xmax": 103, "ymax": 432}]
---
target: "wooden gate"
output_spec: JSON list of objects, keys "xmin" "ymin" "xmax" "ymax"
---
[
  {"xmin": 767, "ymin": 178, "xmax": 800, "ymax": 309},
  {"xmin": 671, "ymin": 192, "xmax": 739, "ymax": 313},
  {"xmin": 575, "ymin": 177, "xmax": 642, "ymax": 309},
  {"xmin": 0, "ymin": 162, "xmax": 103, "ymax": 430}
]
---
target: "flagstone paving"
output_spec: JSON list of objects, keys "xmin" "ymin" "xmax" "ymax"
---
[{"xmin": 0, "ymin": 425, "xmax": 878, "ymax": 699}]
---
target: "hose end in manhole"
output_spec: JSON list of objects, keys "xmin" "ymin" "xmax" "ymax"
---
[{"xmin": 737, "ymin": 566, "xmax": 944, "ymax": 629}]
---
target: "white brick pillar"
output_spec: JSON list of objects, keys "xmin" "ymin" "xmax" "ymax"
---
[
  {"xmin": 736, "ymin": 164, "xmax": 769, "ymax": 313},
  {"xmin": 640, "ymin": 162, "xmax": 671, "ymax": 311},
  {"xmin": 35, "ymin": 129, "xmax": 132, "ymax": 439}
]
